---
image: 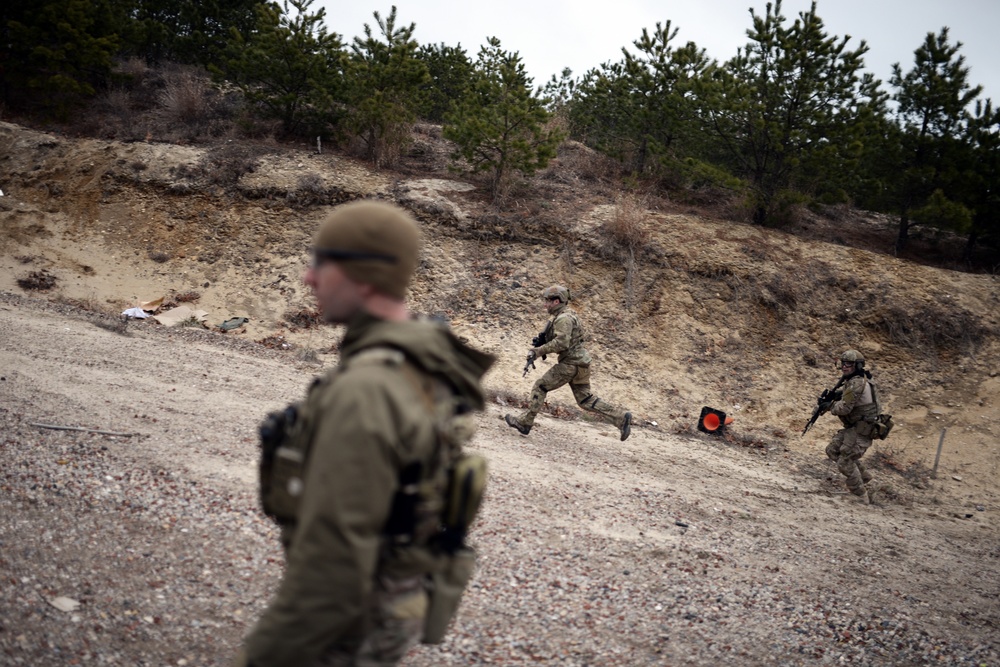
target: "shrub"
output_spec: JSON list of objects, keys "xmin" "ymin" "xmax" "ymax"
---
[
  {"xmin": 158, "ymin": 72, "xmax": 212, "ymax": 127},
  {"xmin": 599, "ymin": 192, "xmax": 650, "ymax": 310},
  {"xmin": 283, "ymin": 307, "xmax": 323, "ymax": 330},
  {"xmin": 200, "ymin": 143, "xmax": 266, "ymax": 187},
  {"xmin": 17, "ymin": 270, "xmax": 57, "ymax": 291}
]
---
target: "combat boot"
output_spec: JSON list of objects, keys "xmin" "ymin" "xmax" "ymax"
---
[
  {"xmin": 619, "ymin": 412, "xmax": 632, "ymax": 441},
  {"xmin": 504, "ymin": 414, "xmax": 531, "ymax": 435},
  {"xmin": 859, "ymin": 489, "xmax": 872, "ymax": 505}
]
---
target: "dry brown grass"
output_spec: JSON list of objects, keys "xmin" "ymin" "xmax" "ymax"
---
[
  {"xmin": 599, "ymin": 192, "xmax": 652, "ymax": 311},
  {"xmin": 199, "ymin": 143, "xmax": 267, "ymax": 188},
  {"xmin": 16, "ymin": 270, "xmax": 57, "ymax": 291},
  {"xmin": 283, "ymin": 307, "xmax": 323, "ymax": 330},
  {"xmin": 157, "ymin": 72, "xmax": 212, "ymax": 127},
  {"xmin": 869, "ymin": 444, "xmax": 933, "ymax": 490},
  {"xmin": 554, "ymin": 141, "xmax": 622, "ymax": 183}
]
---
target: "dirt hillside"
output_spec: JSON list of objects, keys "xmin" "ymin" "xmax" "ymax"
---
[{"xmin": 1, "ymin": 120, "xmax": 998, "ymax": 665}]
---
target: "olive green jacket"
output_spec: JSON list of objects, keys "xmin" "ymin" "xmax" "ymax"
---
[
  {"xmin": 533, "ymin": 304, "xmax": 592, "ymax": 366},
  {"xmin": 243, "ymin": 312, "xmax": 493, "ymax": 666}
]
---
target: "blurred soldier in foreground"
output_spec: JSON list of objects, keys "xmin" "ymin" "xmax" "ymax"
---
[
  {"xmin": 233, "ymin": 201, "xmax": 494, "ymax": 666},
  {"xmin": 820, "ymin": 349, "xmax": 887, "ymax": 505},
  {"xmin": 505, "ymin": 285, "xmax": 632, "ymax": 441}
]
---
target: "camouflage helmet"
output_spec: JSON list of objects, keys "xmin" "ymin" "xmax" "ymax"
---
[
  {"xmin": 840, "ymin": 349, "xmax": 865, "ymax": 367},
  {"xmin": 541, "ymin": 284, "xmax": 570, "ymax": 304}
]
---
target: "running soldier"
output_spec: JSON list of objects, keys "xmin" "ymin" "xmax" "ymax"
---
[{"xmin": 504, "ymin": 285, "xmax": 632, "ymax": 441}]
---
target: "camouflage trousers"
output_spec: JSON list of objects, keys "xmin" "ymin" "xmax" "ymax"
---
[
  {"xmin": 316, "ymin": 575, "xmax": 426, "ymax": 667},
  {"xmin": 826, "ymin": 427, "xmax": 873, "ymax": 496},
  {"xmin": 513, "ymin": 362, "xmax": 628, "ymax": 429}
]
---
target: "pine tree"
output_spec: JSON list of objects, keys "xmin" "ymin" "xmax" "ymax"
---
[
  {"xmin": 698, "ymin": 0, "xmax": 884, "ymax": 225},
  {"xmin": 344, "ymin": 6, "xmax": 428, "ymax": 167},
  {"xmin": 215, "ymin": 0, "xmax": 344, "ymax": 136},
  {"xmin": 416, "ymin": 42, "xmax": 474, "ymax": 123},
  {"xmin": 567, "ymin": 23, "xmax": 710, "ymax": 178},
  {"xmin": 1, "ymin": 0, "xmax": 119, "ymax": 113},
  {"xmin": 962, "ymin": 99, "xmax": 1000, "ymax": 263},
  {"xmin": 889, "ymin": 28, "xmax": 983, "ymax": 251},
  {"xmin": 116, "ymin": 0, "xmax": 265, "ymax": 66},
  {"xmin": 443, "ymin": 37, "xmax": 563, "ymax": 203}
]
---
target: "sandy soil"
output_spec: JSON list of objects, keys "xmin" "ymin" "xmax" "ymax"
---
[{"xmin": 1, "ymin": 120, "xmax": 998, "ymax": 665}]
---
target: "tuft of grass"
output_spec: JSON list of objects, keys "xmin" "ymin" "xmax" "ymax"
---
[
  {"xmin": 600, "ymin": 192, "xmax": 651, "ymax": 310},
  {"xmin": 295, "ymin": 348, "xmax": 320, "ymax": 364},
  {"xmin": 200, "ymin": 143, "xmax": 266, "ymax": 188},
  {"xmin": 148, "ymin": 250, "xmax": 172, "ymax": 263},
  {"xmin": 17, "ymin": 270, "xmax": 57, "ymax": 291},
  {"xmin": 91, "ymin": 313, "xmax": 131, "ymax": 336},
  {"xmin": 158, "ymin": 72, "xmax": 212, "ymax": 126},
  {"xmin": 286, "ymin": 172, "xmax": 331, "ymax": 207},
  {"xmin": 868, "ymin": 445, "xmax": 932, "ymax": 489},
  {"xmin": 283, "ymin": 307, "xmax": 323, "ymax": 330},
  {"xmin": 604, "ymin": 192, "xmax": 650, "ymax": 250}
]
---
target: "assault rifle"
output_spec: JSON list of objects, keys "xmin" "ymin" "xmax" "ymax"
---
[
  {"xmin": 531, "ymin": 330, "xmax": 546, "ymax": 349},
  {"xmin": 802, "ymin": 383, "xmax": 844, "ymax": 435},
  {"xmin": 531, "ymin": 320, "xmax": 553, "ymax": 352},
  {"xmin": 523, "ymin": 322, "xmax": 552, "ymax": 377},
  {"xmin": 522, "ymin": 350, "xmax": 536, "ymax": 377}
]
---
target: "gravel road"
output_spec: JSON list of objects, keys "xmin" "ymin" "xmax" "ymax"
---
[{"xmin": 1, "ymin": 293, "xmax": 997, "ymax": 666}]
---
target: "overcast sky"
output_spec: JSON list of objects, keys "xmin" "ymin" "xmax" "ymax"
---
[{"xmin": 316, "ymin": 0, "xmax": 999, "ymax": 105}]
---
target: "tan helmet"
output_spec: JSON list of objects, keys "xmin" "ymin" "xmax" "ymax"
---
[
  {"xmin": 840, "ymin": 349, "xmax": 865, "ymax": 369},
  {"xmin": 541, "ymin": 284, "xmax": 570, "ymax": 304}
]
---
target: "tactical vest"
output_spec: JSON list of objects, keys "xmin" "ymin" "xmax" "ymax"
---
[
  {"xmin": 257, "ymin": 346, "xmax": 484, "ymax": 552},
  {"xmin": 839, "ymin": 376, "xmax": 880, "ymax": 436},
  {"xmin": 544, "ymin": 311, "xmax": 587, "ymax": 358}
]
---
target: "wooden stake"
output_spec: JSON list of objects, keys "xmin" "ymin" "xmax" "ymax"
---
[{"xmin": 931, "ymin": 428, "xmax": 947, "ymax": 479}]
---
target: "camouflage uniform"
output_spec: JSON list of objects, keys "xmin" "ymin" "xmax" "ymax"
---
[
  {"xmin": 241, "ymin": 313, "xmax": 493, "ymax": 667},
  {"xmin": 825, "ymin": 371, "xmax": 879, "ymax": 501},
  {"xmin": 507, "ymin": 295, "xmax": 631, "ymax": 439}
]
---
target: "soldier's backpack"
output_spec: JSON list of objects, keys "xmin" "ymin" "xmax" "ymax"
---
[
  {"xmin": 872, "ymin": 413, "xmax": 895, "ymax": 440},
  {"xmin": 868, "ymin": 378, "xmax": 894, "ymax": 440}
]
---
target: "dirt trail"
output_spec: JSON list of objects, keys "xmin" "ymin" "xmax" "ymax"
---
[{"xmin": 1, "ymin": 295, "xmax": 997, "ymax": 665}]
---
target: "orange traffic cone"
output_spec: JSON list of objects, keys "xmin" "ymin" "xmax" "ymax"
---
[{"xmin": 697, "ymin": 406, "xmax": 734, "ymax": 435}]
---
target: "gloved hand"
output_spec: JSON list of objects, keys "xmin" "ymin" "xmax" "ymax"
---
[{"xmin": 526, "ymin": 349, "xmax": 538, "ymax": 363}]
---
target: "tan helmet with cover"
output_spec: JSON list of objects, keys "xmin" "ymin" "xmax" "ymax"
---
[
  {"xmin": 840, "ymin": 349, "xmax": 865, "ymax": 368},
  {"xmin": 541, "ymin": 284, "xmax": 570, "ymax": 304}
]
